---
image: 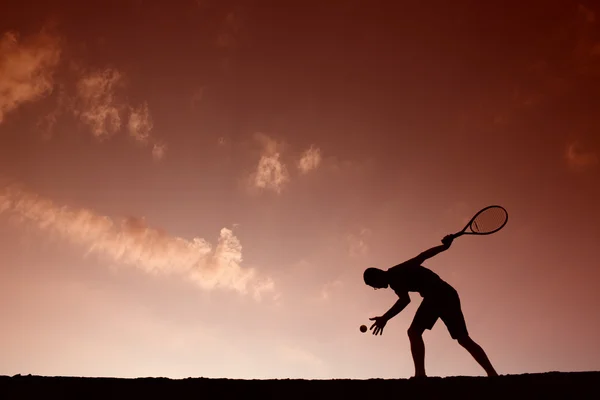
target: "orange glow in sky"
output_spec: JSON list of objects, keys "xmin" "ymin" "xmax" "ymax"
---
[{"xmin": 1, "ymin": 0, "xmax": 599, "ymax": 379}]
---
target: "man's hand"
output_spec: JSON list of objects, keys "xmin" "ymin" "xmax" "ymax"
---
[
  {"xmin": 369, "ymin": 316, "xmax": 388, "ymax": 336},
  {"xmin": 441, "ymin": 234, "xmax": 455, "ymax": 248}
]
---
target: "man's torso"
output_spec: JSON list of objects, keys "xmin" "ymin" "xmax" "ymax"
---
[{"xmin": 387, "ymin": 261, "xmax": 453, "ymax": 298}]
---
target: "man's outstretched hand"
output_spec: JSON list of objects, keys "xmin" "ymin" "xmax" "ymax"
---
[
  {"xmin": 369, "ymin": 316, "xmax": 388, "ymax": 335},
  {"xmin": 441, "ymin": 234, "xmax": 455, "ymax": 248}
]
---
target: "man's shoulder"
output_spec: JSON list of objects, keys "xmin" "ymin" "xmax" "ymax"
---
[{"xmin": 388, "ymin": 259, "xmax": 422, "ymax": 272}]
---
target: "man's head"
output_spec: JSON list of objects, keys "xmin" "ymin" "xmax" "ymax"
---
[{"xmin": 363, "ymin": 267, "xmax": 388, "ymax": 289}]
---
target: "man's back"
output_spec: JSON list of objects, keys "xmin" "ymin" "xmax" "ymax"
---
[{"xmin": 387, "ymin": 261, "xmax": 451, "ymax": 298}]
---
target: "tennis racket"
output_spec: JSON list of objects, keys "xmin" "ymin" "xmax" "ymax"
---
[{"xmin": 448, "ymin": 205, "xmax": 508, "ymax": 240}]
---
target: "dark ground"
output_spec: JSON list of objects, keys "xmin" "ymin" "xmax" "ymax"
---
[{"xmin": 1, "ymin": 371, "xmax": 599, "ymax": 399}]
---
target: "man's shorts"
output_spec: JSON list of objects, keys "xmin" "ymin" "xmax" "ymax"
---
[{"xmin": 409, "ymin": 285, "xmax": 469, "ymax": 340}]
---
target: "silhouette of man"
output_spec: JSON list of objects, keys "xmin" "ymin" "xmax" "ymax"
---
[{"xmin": 364, "ymin": 234, "xmax": 498, "ymax": 378}]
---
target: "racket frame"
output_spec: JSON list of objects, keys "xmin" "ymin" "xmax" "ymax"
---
[{"xmin": 451, "ymin": 205, "xmax": 508, "ymax": 239}]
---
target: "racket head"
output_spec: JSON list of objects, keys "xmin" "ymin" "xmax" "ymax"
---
[{"xmin": 465, "ymin": 205, "xmax": 508, "ymax": 235}]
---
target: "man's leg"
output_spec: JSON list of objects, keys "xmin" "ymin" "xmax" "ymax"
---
[
  {"xmin": 408, "ymin": 299, "xmax": 438, "ymax": 378},
  {"xmin": 441, "ymin": 288, "xmax": 499, "ymax": 377},
  {"xmin": 457, "ymin": 336, "xmax": 498, "ymax": 377},
  {"xmin": 407, "ymin": 326, "xmax": 427, "ymax": 377}
]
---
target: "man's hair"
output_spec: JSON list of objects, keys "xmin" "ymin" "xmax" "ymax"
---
[{"xmin": 363, "ymin": 267, "xmax": 384, "ymax": 286}]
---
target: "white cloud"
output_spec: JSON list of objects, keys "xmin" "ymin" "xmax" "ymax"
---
[
  {"xmin": 0, "ymin": 29, "xmax": 61, "ymax": 124},
  {"xmin": 74, "ymin": 67, "xmax": 123, "ymax": 139},
  {"xmin": 128, "ymin": 102, "xmax": 153, "ymax": 144},
  {"xmin": 71, "ymin": 68, "xmax": 163, "ymax": 159},
  {"xmin": 152, "ymin": 143, "xmax": 167, "ymax": 161},
  {"xmin": 297, "ymin": 146, "xmax": 322, "ymax": 174},
  {"xmin": 254, "ymin": 153, "xmax": 289, "ymax": 193},
  {"xmin": 0, "ymin": 185, "xmax": 274, "ymax": 299},
  {"xmin": 251, "ymin": 133, "xmax": 289, "ymax": 194}
]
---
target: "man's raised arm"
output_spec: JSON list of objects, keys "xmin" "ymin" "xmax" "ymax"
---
[{"xmin": 411, "ymin": 235, "xmax": 454, "ymax": 264}]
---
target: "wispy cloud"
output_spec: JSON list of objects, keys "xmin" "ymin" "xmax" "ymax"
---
[
  {"xmin": 0, "ymin": 27, "xmax": 165, "ymax": 159},
  {"xmin": 73, "ymin": 67, "xmax": 123, "ymax": 139},
  {"xmin": 128, "ymin": 102, "xmax": 153, "ymax": 143},
  {"xmin": 251, "ymin": 133, "xmax": 289, "ymax": 194},
  {"xmin": 0, "ymin": 185, "xmax": 274, "ymax": 299},
  {"xmin": 152, "ymin": 143, "xmax": 167, "ymax": 161},
  {"xmin": 297, "ymin": 146, "xmax": 322, "ymax": 174},
  {"xmin": 346, "ymin": 228, "xmax": 372, "ymax": 258},
  {"xmin": 71, "ymin": 68, "xmax": 164, "ymax": 158},
  {"xmin": 320, "ymin": 279, "xmax": 343, "ymax": 301},
  {"xmin": 0, "ymin": 29, "xmax": 61, "ymax": 124},
  {"xmin": 565, "ymin": 141, "xmax": 598, "ymax": 171}
]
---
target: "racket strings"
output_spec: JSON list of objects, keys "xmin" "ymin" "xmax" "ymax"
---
[{"xmin": 470, "ymin": 207, "xmax": 507, "ymax": 233}]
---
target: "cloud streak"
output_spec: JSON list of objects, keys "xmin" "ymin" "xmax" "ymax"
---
[
  {"xmin": 0, "ymin": 29, "xmax": 61, "ymax": 124},
  {"xmin": 0, "ymin": 185, "xmax": 274, "ymax": 299}
]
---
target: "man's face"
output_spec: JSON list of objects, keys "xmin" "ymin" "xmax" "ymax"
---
[{"xmin": 369, "ymin": 279, "xmax": 388, "ymax": 290}]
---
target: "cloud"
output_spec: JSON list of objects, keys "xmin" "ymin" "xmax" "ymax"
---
[
  {"xmin": 297, "ymin": 146, "xmax": 322, "ymax": 174},
  {"xmin": 0, "ymin": 29, "xmax": 162, "ymax": 157},
  {"xmin": 320, "ymin": 280, "xmax": 343, "ymax": 301},
  {"xmin": 0, "ymin": 29, "xmax": 61, "ymax": 124},
  {"xmin": 254, "ymin": 153, "xmax": 289, "ymax": 193},
  {"xmin": 152, "ymin": 143, "xmax": 167, "ymax": 161},
  {"xmin": 128, "ymin": 102, "xmax": 153, "ymax": 143},
  {"xmin": 250, "ymin": 133, "xmax": 290, "ymax": 194},
  {"xmin": 565, "ymin": 141, "xmax": 598, "ymax": 171},
  {"xmin": 73, "ymin": 67, "xmax": 124, "ymax": 139},
  {"xmin": 0, "ymin": 185, "xmax": 275, "ymax": 299},
  {"xmin": 70, "ymin": 67, "xmax": 164, "ymax": 158},
  {"xmin": 346, "ymin": 228, "xmax": 372, "ymax": 258},
  {"xmin": 36, "ymin": 83, "xmax": 69, "ymax": 139}
]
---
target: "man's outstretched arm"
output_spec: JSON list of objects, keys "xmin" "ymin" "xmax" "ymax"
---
[
  {"xmin": 411, "ymin": 234, "xmax": 454, "ymax": 264},
  {"xmin": 370, "ymin": 293, "xmax": 411, "ymax": 335},
  {"xmin": 382, "ymin": 294, "xmax": 411, "ymax": 321}
]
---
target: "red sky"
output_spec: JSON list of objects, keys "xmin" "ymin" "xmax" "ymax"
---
[{"xmin": 1, "ymin": 0, "xmax": 599, "ymax": 379}]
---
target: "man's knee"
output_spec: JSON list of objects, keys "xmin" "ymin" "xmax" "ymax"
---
[
  {"xmin": 456, "ymin": 334, "xmax": 472, "ymax": 346},
  {"xmin": 407, "ymin": 326, "xmax": 425, "ymax": 340}
]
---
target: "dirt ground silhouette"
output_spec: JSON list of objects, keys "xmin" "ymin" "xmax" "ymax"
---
[{"xmin": 1, "ymin": 371, "xmax": 597, "ymax": 399}]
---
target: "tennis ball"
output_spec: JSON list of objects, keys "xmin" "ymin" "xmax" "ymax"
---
[{"xmin": 360, "ymin": 325, "xmax": 367, "ymax": 333}]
